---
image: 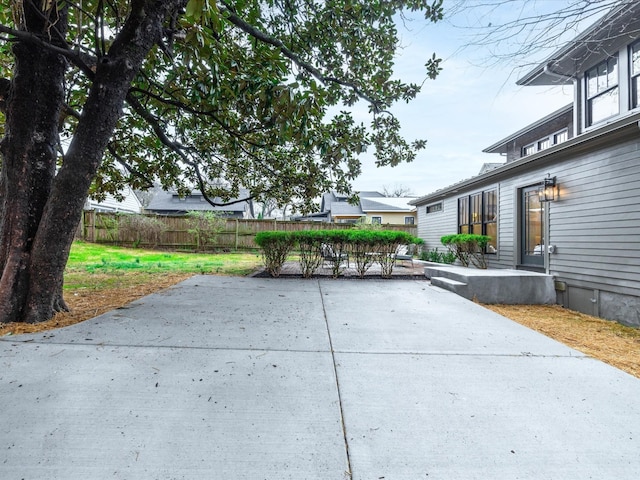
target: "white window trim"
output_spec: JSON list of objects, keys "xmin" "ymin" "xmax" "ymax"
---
[{"xmin": 521, "ymin": 128, "xmax": 569, "ymax": 157}]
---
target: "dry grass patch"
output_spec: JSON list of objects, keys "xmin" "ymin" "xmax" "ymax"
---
[
  {"xmin": 0, "ymin": 272, "xmax": 193, "ymax": 336},
  {"xmin": 485, "ymin": 304, "xmax": 640, "ymax": 379}
]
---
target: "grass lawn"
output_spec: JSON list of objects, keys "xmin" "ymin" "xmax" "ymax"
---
[{"xmin": 65, "ymin": 241, "xmax": 263, "ymax": 290}]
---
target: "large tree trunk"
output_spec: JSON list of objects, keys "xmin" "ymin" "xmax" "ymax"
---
[
  {"xmin": 0, "ymin": 4, "xmax": 68, "ymax": 323},
  {"xmin": 0, "ymin": 0, "xmax": 182, "ymax": 324}
]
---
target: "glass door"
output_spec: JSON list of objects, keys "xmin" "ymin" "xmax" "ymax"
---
[{"xmin": 520, "ymin": 185, "xmax": 544, "ymax": 267}]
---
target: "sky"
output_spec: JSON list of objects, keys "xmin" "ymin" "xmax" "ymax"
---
[{"xmin": 350, "ymin": 1, "xmax": 581, "ymax": 198}]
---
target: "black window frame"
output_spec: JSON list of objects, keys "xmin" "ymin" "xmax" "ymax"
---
[
  {"xmin": 426, "ymin": 202, "xmax": 443, "ymax": 214},
  {"xmin": 458, "ymin": 189, "xmax": 498, "ymax": 254}
]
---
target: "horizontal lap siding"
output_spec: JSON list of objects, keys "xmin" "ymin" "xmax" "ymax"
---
[
  {"xmin": 416, "ymin": 199, "xmax": 457, "ymax": 251},
  {"xmin": 549, "ymin": 138, "xmax": 640, "ymax": 295},
  {"xmin": 491, "ymin": 183, "xmax": 514, "ymax": 268}
]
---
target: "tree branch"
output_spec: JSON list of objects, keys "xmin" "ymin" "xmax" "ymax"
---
[
  {"xmin": 217, "ymin": 1, "xmax": 385, "ymax": 112},
  {"xmin": 0, "ymin": 23, "xmax": 95, "ymax": 78},
  {"xmin": 106, "ymin": 143, "xmax": 155, "ymax": 189}
]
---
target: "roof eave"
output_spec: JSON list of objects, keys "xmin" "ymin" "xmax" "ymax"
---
[
  {"xmin": 412, "ymin": 112, "xmax": 640, "ymax": 205},
  {"xmin": 483, "ymin": 103, "xmax": 573, "ymax": 153}
]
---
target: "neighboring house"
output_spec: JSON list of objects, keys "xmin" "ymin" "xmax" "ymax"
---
[
  {"xmin": 84, "ymin": 185, "xmax": 142, "ymax": 214},
  {"xmin": 298, "ymin": 191, "xmax": 417, "ymax": 224},
  {"xmin": 411, "ymin": 2, "xmax": 640, "ymax": 326},
  {"xmin": 145, "ymin": 189, "xmax": 254, "ymax": 218}
]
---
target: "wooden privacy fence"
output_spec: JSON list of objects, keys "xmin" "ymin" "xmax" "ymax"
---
[{"xmin": 79, "ymin": 210, "xmax": 418, "ymax": 251}]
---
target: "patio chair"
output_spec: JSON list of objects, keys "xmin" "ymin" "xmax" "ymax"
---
[
  {"xmin": 393, "ymin": 244, "xmax": 414, "ymax": 268},
  {"xmin": 321, "ymin": 243, "xmax": 349, "ymax": 268}
]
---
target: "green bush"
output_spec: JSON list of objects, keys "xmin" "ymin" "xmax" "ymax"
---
[
  {"xmin": 346, "ymin": 230, "xmax": 380, "ymax": 278},
  {"xmin": 255, "ymin": 229, "xmax": 422, "ymax": 278},
  {"xmin": 421, "ymin": 247, "xmax": 456, "ymax": 264},
  {"xmin": 319, "ymin": 229, "xmax": 351, "ymax": 277},
  {"xmin": 441, "ymin": 234, "xmax": 491, "ymax": 269},
  {"xmin": 295, "ymin": 230, "xmax": 325, "ymax": 278},
  {"xmin": 255, "ymin": 231, "xmax": 296, "ymax": 277}
]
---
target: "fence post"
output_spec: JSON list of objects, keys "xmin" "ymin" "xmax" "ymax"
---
[
  {"xmin": 89, "ymin": 210, "xmax": 95, "ymax": 242},
  {"xmin": 235, "ymin": 219, "xmax": 239, "ymax": 250}
]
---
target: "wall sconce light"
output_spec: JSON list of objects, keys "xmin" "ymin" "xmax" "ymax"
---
[{"xmin": 538, "ymin": 175, "xmax": 557, "ymax": 202}]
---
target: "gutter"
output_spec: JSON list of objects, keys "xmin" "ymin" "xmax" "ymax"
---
[
  {"xmin": 543, "ymin": 63, "xmax": 574, "ymax": 82},
  {"xmin": 411, "ymin": 111, "xmax": 640, "ymax": 205}
]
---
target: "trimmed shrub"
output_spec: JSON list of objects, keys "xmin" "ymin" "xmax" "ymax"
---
[
  {"xmin": 319, "ymin": 229, "xmax": 351, "ymax": 278},
  {"xmin": 346, "ymin": 230, "xmax": 380, "ymax": 278},
  {"xmin": 374, "ymin": 230, "xmax": 418, "ymax": 278},
  {"xmin": 441, "ymin": 234, "xmax": 491, "ymax": 269},
  {"xmin": 420, "ymin": 247, "xmax": 456, "ymax": 264},
  {"xmin": 255, "ymin": 231, "xmax": 296, "ymax": 277},
  {"xmin": 254, "ymin": 229, "xmax": 422, "ymax": 278},
  {"xmin": 296, "ymin": 230, "xmax": 325, "ymax": 278}
]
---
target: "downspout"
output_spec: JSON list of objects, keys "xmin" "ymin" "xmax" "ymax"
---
[
  {"xmin": 544, "ymin": 200, "xmax": 551, "ymax": 275},
  {"xmin": 541, "ymin": 64, "xmax": 572, "ymax": 276}
]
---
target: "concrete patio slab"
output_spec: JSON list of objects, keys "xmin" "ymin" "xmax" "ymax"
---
[
  {"xmin": 2, "ymin": 275, "xmax": 640, "ymax": 479},
  {"xmin": 320, "ymin": 279, "xmax": 579, "ymax": 356},
  {"xmin": 0, "ymin": 342, "xmax": 348, "ymax": 479},
  {"xmin": 336, "ymin": 352, "xmax": 638, "ymax": 480},
  {"xmin": 16, "ymin": 276, "xmax": 330, "ymax": 352}
]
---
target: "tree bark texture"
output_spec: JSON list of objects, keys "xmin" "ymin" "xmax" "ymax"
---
[
  {"xmin": 0, "ymin": 4, "xmax": 68, "ymax": 323},
  {"xmin": 0, "ymin": 1, "xmax": 184, "ymax": 323}
]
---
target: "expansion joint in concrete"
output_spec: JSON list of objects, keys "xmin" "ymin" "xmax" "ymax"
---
[{"xmin": 318, "ymin": 280, "xmax": 353, "ymax": 479}]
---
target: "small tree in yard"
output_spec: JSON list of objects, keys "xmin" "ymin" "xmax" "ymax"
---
[
  {"xmin": 0, "ymin": 0, "xmax": 443, "ymax": 323},
  {"xmin": 118, "ymin": 214, "xmax": 167, "ymax": 248},
  {"xmin": 186, "ymin": 211, "xmax": 226, "ymax": 251}
]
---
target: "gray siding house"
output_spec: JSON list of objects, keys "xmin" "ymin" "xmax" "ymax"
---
[
  {"xmin": 297, "ymin": 191, "xmax": 417, "ymax": 224},
  {"xmin": 411, "ymin": 3, "xmax": 640, "ymax": 326},
  {"xmin": 145, "ymin": 189, "xmax": 254, "ymax": 218}
]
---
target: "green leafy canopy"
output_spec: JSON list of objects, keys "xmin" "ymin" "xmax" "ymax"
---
[{"xmin": 0, "ymin": 0, "xmax": 444, "ymax": 211}]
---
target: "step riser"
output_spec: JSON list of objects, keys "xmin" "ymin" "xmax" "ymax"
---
[{"xmin": 426, "ymin": 266, "xmax": 556, "ymax": 304}]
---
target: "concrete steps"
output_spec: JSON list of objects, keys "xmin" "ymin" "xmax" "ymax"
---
[
  {"xmin": 430, "ymin": 276, "xmax": 468, "ymax": 297},
  {"xmin": 425, "ymin": 264, "xmax": 555, "ymax": 304}
]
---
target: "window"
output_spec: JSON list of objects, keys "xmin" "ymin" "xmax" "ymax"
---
[
  {"xmin": 483, "ymin": 190, "xmax": 498, "ymax": 253},
  {"xmin": 554, "ymin": 130, "xmax": 568, "ymax": 144},
  {"xmin": 537, "ymin": 138, "xmax": 550, "ymax": 151},
  {"xmin": 586, "ymin": 56, "xmax": 619, "ymax": 125},
  {"xmin": 469, "ymin": 193, "xmax": 482, "ymax": 235},
  {"xmin": 458, "ymin": 189, "xmax": 498, "ymax": 254},
  {"xmin": 458, "ymin": 197, "xmax": 469, "ymax": 234},
  {"xmin": 631, "ymin": 41, "xmax": 640, "ymax": 109},
  {"xmin": 371, "ymin": 216, "xmax": 382, "ymax": 224},
  {"xmin": 426, "ymin": 203, "xmax": 442, "ymax": 214},
  {"xmin": 404, "ymin": 216, "xmax": 415, "ymax": 225},
  {"xmin": 521, "ymin": 128, "xmax": 569, "ymax": 157}
]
